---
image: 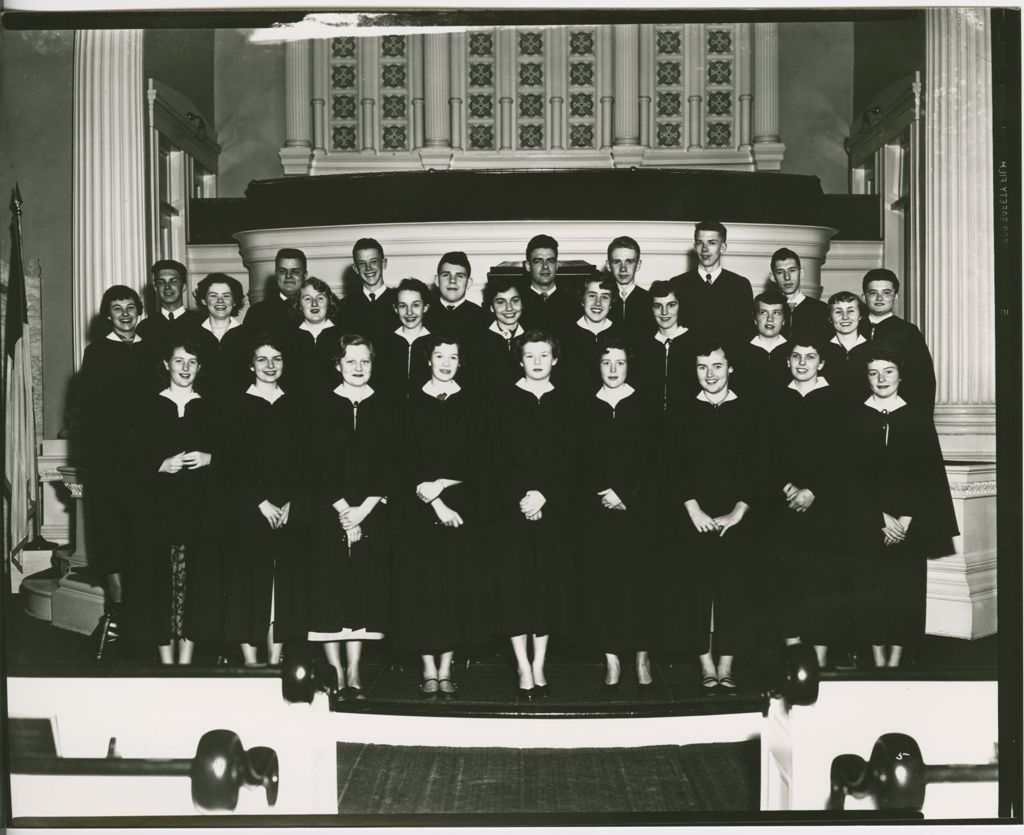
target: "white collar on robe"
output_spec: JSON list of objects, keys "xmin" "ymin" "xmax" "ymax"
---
[
  {"xmin": 246, "ymin": 383, "xmax": 284, "ymax": 404},
  {"xmin": 787, "ymin": 377, "xmax": 830, "ymax": 396},
  {"xmin": 696, "ymin": 388, "xmax": 737, "ymax": 405},
  {"xmin": 489, "ymin": 321, "xmax": 523, "ymax": 339},
  {"xmin": 575, "ymin": 317, "xmax": 613, "ymax": 335},
  {"xmin": 299, "ymin": 319, "xmax": 332, "ymax": 338},
  {"xmin": 422, "ymin": 379, "xmax": 461, "ymax": 399},
  {"xmin": 655, "ymin": 325, "xmax": 688, "ymax": 343},
  {"xmin": 395, "ymin": 325, "xmax": 429, "ymax": 344},
  {"xmin": 515, "ymin": 377, "xmax": 554, "ymax": 399},
  {"xmin": 865, "ymin": 393, "xmax": 907, "ymax": 413},
  {"xmin": 596, "ymin": 383, "xmax": 634, "ymax": 408},
  {"xmin": 333, "ymin": 382, "xmax": 374, "ymax": 404},
  {"xmin": 105, "ymin": 331, "xmax": 142, "ymax": 344},
  {"xmin": 751, "ymin": 334, "xmax": 787, "ymax": 352},
  {"xmin": 159, "ymin": 387, "xmax": 201, "ymax": 417},
  {"xmin": 202, "ymin": 317, "xmax": 240, "ymax": 340}
]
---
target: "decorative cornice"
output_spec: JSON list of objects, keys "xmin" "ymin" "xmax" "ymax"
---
[{"xmin": 948, "ymin": 480, "xmax": 998, "ymax": 500}]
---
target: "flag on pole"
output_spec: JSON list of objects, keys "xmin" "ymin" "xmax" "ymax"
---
[{"xmin": 4, "ymin": 185, "xmax": 39, "ymax": 557}]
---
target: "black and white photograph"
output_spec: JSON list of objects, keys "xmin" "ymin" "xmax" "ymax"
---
[{"xmin": 0, "ymin": 2, "xmax": 1019, "ymax": 829}]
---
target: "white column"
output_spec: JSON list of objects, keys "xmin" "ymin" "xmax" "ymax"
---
[
  {"xmin": 752, "ymin": 22, "xmax": 785, "ymax": 169},
  {"xmin": 737, "ymin": 23, "xmax": 753, "ymax": 152},
  {"xmin": 921, "ymin": 8, "xmax": 997, "ymax": 640},
  {"xmin": 549, "ymin": 27, "xmax": 566, "ymax": 151},
  {"xmin": 638, "ymin": 24, "xmax": 654, "ymax": 148},
  {"xmin": 359, "ymin": 38, "xmax": 378, "ymax": 152},
  {"xmin": 72, "ymin": 30, "xmax": 147, "ymax": 369},
  {"xmin": 311, "ymin": 39, "xmax": 328, "ymax": 158},
  {"xmin": 280, "ymin": 40, "xmax": 313, "ymax": 175},
  {"xmin": 611, "ymin": 24, "xmax": 644, "ymax": 166},
  {"xmin": 497, "ymin": 28, "xmax": 516, "ymax": 151},
  {"xmin": 420, "ymin": 32, "xmax": 454, "ymax": 168},
  {"xmin": 686, "ymin": 25, "xmax": 703, "ymax": 151},
  {"xmin": 449, "ymin": 32, "xmax": 466, "ymax": 151},
  {"xmin": 410, "ymin": 35, "xmax": 425, "ymax": 149},
  {"xmin": 597, "ymin": 25, "xmax": 615, "ymax": 150}
]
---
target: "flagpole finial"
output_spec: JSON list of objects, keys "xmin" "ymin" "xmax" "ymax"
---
[{"xmin": 11, "ymin": 184, "xmax": 23, "ymax": 216}]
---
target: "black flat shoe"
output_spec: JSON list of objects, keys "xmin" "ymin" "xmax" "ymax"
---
[
  {"xmin": 717, "ymin": 675, "xmax": 737, "ymax": 693},
  {"xmin": 602, "ymin": 681, "xmax": 621, "ymax": 693},
  {"xmin": 637, "ymin": 680, "xmax": 655, "ymax": 693},
  {"xmin": 347, "ymin": 686, "xmax": 367, "ymax": 701},
  {"xmin": 701, "ymin": 675, "xmax": 719, "ymax": 694},
  {"xmin": 517, "ymin": 687, "xmax": 535, "ymax": 702},
  {"xmin": 438, "ymin": 679, "xmax": 459, "ymax": 699},
  {"xmin": 420, "ymin": 678, "xmax": 439, "ymax": 699},
  {"xmin": 533, "ymin": 684, "xmax": 551, "ymax": 698}
]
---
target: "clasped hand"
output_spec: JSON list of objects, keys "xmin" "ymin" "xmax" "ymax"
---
[
  {"xmin": 597, "ymin": 488, "xmax": 626, "ymax": 511},
  {"xmin": 258, "ymin": 500, "xmax": 290, "ymax": 530},
  {"xmin": 431, "ymin": 497, "xmax": 464, "ymax": 528},
  {"xmin": 882, "ymin": 512, "xmax": 912, "ymax": 546},
  {"xmin": 519, "ymin": 489, "xmax": 546, "ymax": 521},
  {"xmin": 158, "ymin": 450, "xmax": 211, "ymax": 473},
  {"xmin": 783, "ymin": 482, "xmax": 816, "ymax": 512}
]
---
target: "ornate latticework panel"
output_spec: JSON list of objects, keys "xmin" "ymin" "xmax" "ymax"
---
[
  {"xmin": 566, "ymin": 27, "xmax": 597, "ymax": 150},
  {"xmin": 653, "ymin": 24, "xmax": 684, "ymax": 149},
  {"xmin": 704, "ymin": 24, "xmax": 735, "ymax": 149},
  {"xmin": 379, "ymin": 34, "xmax": 410, "ymax": 151},
  {"xmin": 329, "ymin": 37, "xmax": 360, "ymax": 151},
  {"xmin": 466, "ymin": 30, "xmax": 497, "ymax": 150},
  {"xmin": 516, "ymin": 28, "xmax": 546, "ymax": 150}
]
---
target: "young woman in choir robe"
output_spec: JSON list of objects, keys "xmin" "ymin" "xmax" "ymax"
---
[
  {"xmin": 221, "ymin": 338, "xmax": 306, "ymax": 666},
  {"xmin": 280, "ymin": 276, "xmax": 342, "ymax": 400},
  {"xmin": 631, "ymin": 280, "xmax": 699, "ymax": 416},
  {"xmin": 670, "ymin": 341, "xmax": 762, "ymax": 692},
  {"xmin": 763, "ymin": 342, "xmax": 846, "ymax": 667},
  {"xmin": 128, "ymin": 338, "xmax": 221, "ymax": 664},
  {"xmin": 306, "ymin": 334, "xmax": 396, "ymax": 703},
  {"xmin": 576, "ymin": 337, "xmax": 659, "ymax": 691},
  {"xmin": 556, "ymin": 274, "xmax": 621, "ymax": 399},
  {"xmin": 193, "ymin": 273, "xmax": 250, "ymax": 399},
  {"xmin": 373, "ymin": 278, "xmax": 433, "ymax": 399},
  {"xmin": 489, "ymin": 329, "xmax": 577, "ymax": 701},
  {"xmin": 79, "ymin": 286, "xmax": 153, "ymax": 623},
  {"xmin": 474, "ymin": 276, "xmax": 527, "ymax": 393},
  {"xmin": 820, "ymin": 291, "xmax": 873, "ymax": 407},
  {"xmin": 731, "ymin": 291, "xmax": 793, "ymax": 406},
  {"xmin": 847, "ymin": 350, "xmax": 957, "ymax": 667},
  {"xmin": 391, "ymin": 335, "xmax": 487, "ymax": 699}
]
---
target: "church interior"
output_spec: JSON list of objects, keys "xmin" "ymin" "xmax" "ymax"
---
[{"xmin": 0, "ymin": 7, "xmax": 1017, "ymax": 825}]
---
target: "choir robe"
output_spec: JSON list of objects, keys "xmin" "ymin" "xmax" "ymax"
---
[
  {"xmin": 668, "ymin": 393, "xmax": 766, "ymax": 656},
  {"xmin": 243, "ymin": 295, "xmax": 294, "ymax": 338},
  {"xmin": 423, "ymin": 296, "xmax": 490, "ymax": 344},
  {"xmin": 372, "ymin": 331, "xmax": 433, "ymax": 400},
  {"xmin": 136, "ymin": 308, "xmax": 204, "ymax": 354},
  {"xmin": 820, "ymin": 337, "xmax": 873, "ymax": 407},
  {"xmin": 487, "ymin": 384, "xmax": 579, "ymax": 637},
  {"xmin": 281, "ymin": 324, "xmax": 342, "ymax": 401},
  {"xmin": 844, "ymin": 401, "xmax": 958, "ymax": 646},
  {"xmin": 785, "ymin": 296, "xmax": 831, "ymax": 348},
  {"xmin": 390, "ymin": 388, "xmax": 490, "ymax": 653},
  {"xmin": 864, "ymin": 315, "xmax": 937, "ymax": 409},
  {"xmin": 519, "ymin": 284, "xmax": 580, "ymax": 342},
  {"xmin": 631, "ymin": 330, "xmax": 701, "ymax": 416},
  {"xmin": 761, "ymin": 382, "xmax": 848, "ymax": 644},
  {"xmin": 126, "ymin": 393, "xmax": 224, "ymax": 644},
  {"xmin": 575, "ymin": 389, "xmax": 663, "ymax": 651},
  {"xmin": 221, "ymin": 390, "xmax": 308, "ymax": 644},
  {"xmin": 730, "ymin": 339, "xmax": 793, "ymax": 408},
  {"xmin": 335, "ymin": 287, "xmax": 400, "ymax": 343},
  {"xmin": 609, "ymin": 285, "xmax": 656, "ymax": 347},
  {"xmin": 670, "ymin": 268, "xmax": 755, "ymax": 350},
  {"xmin": 556, "ymin": 321, "xmax": 622, "ymax": 400},
  {"xmin": 79, "ymin": 336, "xmax": 156, "ymax": 575},
  {"xmin": 472, "ymin": 327, "xmax": 525, "ymax": 393},
  {"xmin": 194, "ymin": 324, "xmax": 252, "ymax": 403},
  {"xmin": 305, "ymin": 389, "xmax": 397, "ymax": 635}
]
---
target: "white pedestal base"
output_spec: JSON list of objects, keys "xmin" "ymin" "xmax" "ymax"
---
[
  {"xmin": 20, "ymin": 570, "xmax": 59, "ymax": 623},
  {"xmin": 10, "ymin": 548, "xmax": 54, "ymax": 594},
  {"xmin": 50, "ymin": 568, "xmax": 106, "ymax": 636}
]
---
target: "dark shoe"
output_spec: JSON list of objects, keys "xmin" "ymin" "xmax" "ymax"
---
[
  {"xmin": 602, "ymin": 680, "xmax": 621, "ymax": 693},
  {"xmin": 717, "ymin": 675, "xmax": 737, "ymax": 693},
  {"xmin": 438, "ymin": 678, "xmax": 459, "ymax": 699},
  {"xmin": 637, "ymin": 680, "xmax": 655, "ymax": 693},
  {"xmin": 347, "ymin": 686, "xmax": 367, "ymax": 701},
  {"xmin": 533, "ymin": 683, "xmax": 550, "ymax": 699},
  {"xmin": 701, "ymin": 675, "xmax": 719, "ymax": 694},
  {"xmin": 329, "ymin": 686, "xmax": 348, "ymax": 709},
  {"xmin": 420, "ymin": 678, "xmax": 439, "ymax": 699},
  {"xmin": 517, "ymin": 687, "xmax": 535, "ymax": 703}
]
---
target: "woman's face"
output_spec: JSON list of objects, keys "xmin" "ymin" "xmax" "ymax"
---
[
  {"xmin": 429, "ymin": 342, "xmax": 460, "ymax": 384},
  {"xmin": 337, "ymin": 344, "xmax": 372, "ymax": 387},
  {"xmin": 395, "ymin": 289, "xmax": 426, "ymax": 331},
  {"xmin": 299, "ymin": 285, "xmax": 329, "ymax": 325},
  {"xmin": 867, "ymin": 359, "xmax": 901, "ymax": 399},
  {"xmin": 490, "ymin": 287, "xmax": 523, "ymax": 329},
  {"xmin": 107, "ymin": 297, "xmax": 140, "ymax": 339},
  {"xmin": 520, "ymin": 340, "xmax": 556, "ymax": 382},
  {"xmin": 251, "ymin": 344, "xmax": 283, "ymax": 385},
  {"xmin": 165, "ymin": 347, "xmax": 200, "ymax": 389},
  {"xmin": 599, "ymin": 348, "xmax": 628, "ymax": 389},
  {"xmin": 204, "ymin": 282, "xmax": 234, "ymax": 321}
]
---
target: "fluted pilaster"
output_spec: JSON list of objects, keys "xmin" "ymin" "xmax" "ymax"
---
[
  {"xmin": 423, "ymin": 33, "xmax": 451, "ymax": 147},
  {"xmin": 924, "ymin": 7, "xmax": 996, "ymax": 461},
  {"xmin": 72, "ymin": 30, "xmax": 146, "ymax": 368},
  {"xmin": 752, "ymin": 22, "xmax": 785, "ymax": 169},
  {"xmin": 280, "ymin": 40, "xmax": 313, "ymax": 173},
  {"xmin": 613, "ymin": 25, "xmax": 640, "ymax": 145}
]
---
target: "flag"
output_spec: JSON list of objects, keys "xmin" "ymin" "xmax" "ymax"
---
[{"xmin": 4, "ymin": 185, "xmax": 39, "ymax": 556}]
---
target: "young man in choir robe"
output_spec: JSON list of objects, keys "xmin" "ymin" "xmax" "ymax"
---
[
  {"xmin": 136, "ymin": 259, "xmax": 203, "ymax": 350},
  {"xmin": 670, "ymin": 220, "xmax": 754, "ymax": 351},
  {"xmin": 475, "ymin": 275, "xmax": 527, "ymax": 392},
  {"xmin": 670, "ymin": 341, "xmax": 762, "ymax": 692},
  {"xmin": 423, "ymin": 251, "xmax": 490, "ymax": 348},
  {"xmin": 519, "ymin": 234, "xmax": 579, "ymax": 341},
  {"xmin": 764, "ymin": 341, "xmax": 845, "ymax": 669},
  {"xmin": 243, "ymin": 247, "xmax": 306, "ymax": 336},
  {"xmin": 770, "ymin": 247, "xmax": 831, "ymax": 347},
  {"xmin": 731, "ymin": 290, "xmax": 793, "ymax": 406},
  {"xmin": 335, "ymin": 237, "xmax": 400, "ymax": 341},
  {"xmin": 606, "ymin": 235, "xmax": 656, "ymax": 345},
  {"xmin": 373, "ymin": 278, "xmax": 434, "ymax": 398},
  {"xmin": 631, "ymin": 280, "xmax": 699, "ymax": 414},
  {"xmin": 860, "ymin": 268, "xmax": 937, "ymax": 410},
  {"xmin": 821, "ymin": 291, "xmax": 873, "ymax": 406},
  {"xmin": 556, "ymin": 274, "xmax": 621, "ymax": 398}
]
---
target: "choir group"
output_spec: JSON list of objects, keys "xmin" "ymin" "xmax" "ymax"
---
[{"xmin": 78, "ymin": 222, "xmax": 958, "ymax": 703}]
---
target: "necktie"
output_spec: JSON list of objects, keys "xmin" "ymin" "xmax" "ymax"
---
[
  {"xmin": 447, "ymin": 305, "xmax": 455, "ymax": 313},
  {"xmin": 704, "ymin": 274, "xmax": 712, "ymax": 285},
  {"xmin": 437, "ymin": 392, "xmax": 448, "ymax": 401},
  {"xmin": 168, "ymin": 311, "xmax": 175, "ymax": 322},
  {"xmin": 541, "ymin": 292, "xmax": 549, "ymax": 301},
  {"xmin": 369, "ymin": 292, "xmax": 376, "ymax": 303}
]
